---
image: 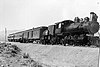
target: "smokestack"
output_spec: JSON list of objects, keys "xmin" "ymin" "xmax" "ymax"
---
[{"xmin": 90, "ymin": 12, "xmax": 98, "ymax": 21}]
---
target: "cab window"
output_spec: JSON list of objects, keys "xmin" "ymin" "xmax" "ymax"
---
[
  {"xmin": 58, "ymin": 23, "xmax": 61, "ymax": 28},
  {"xmin": 56, "ymin": 23, "xmax": 62, "ymax": 28}
]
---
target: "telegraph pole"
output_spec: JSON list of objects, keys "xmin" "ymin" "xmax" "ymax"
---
[
  {"xmin": 98, "ymin": 26, "xmax": 100, "ymax": 67},
  {"xmin": 5, "ymin": 28, "xmax": 7, "ymax": 43},
  {"xmin": 98, "ymin": 31, "xmax": 100, "ymax": 67}
]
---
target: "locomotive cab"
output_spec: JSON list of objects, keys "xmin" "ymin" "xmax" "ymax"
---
[
  {"xmin": 55, "ymin": 22, "xmax": 62, "ymax": 34},
  {"xmin": 55, "ymin": 20, "xmax": 74, "ymax": 35}
]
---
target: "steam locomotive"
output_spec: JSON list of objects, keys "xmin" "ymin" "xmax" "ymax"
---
[{"xmin": 8, "ymin": 12, "xmax": 100, "ymax": 46}]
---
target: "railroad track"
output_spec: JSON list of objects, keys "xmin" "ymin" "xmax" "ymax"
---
[{"xmin": 4, "ymin": 42, "xmax": 98, "ymax": 48}]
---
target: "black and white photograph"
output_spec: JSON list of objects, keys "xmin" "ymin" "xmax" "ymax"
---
[{"xmin": 0, "ymin": 0, "xmax": 100, "ymax": 67}]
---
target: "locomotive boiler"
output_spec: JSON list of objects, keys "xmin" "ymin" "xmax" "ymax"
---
[
  {"xmin": 42, "ymin": 12, "xmax": 99, "ymax": 46},
  {"xmin": 63, "ymin": 12, "xmax": 99, "ymax": 35}
]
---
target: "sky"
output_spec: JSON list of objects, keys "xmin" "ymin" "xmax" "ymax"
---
[{"xmin": 0, "ymin": 0, "xmax": 100, "ymax": 31}]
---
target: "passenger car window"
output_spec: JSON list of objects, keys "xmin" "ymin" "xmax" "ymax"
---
[
  {"xmin": 27, "ymin": 32, "xmax": 29, "ymax": 38},
  {"xmin": 31, "ymin": 31, "xmax": 33, "ymax": 37}
]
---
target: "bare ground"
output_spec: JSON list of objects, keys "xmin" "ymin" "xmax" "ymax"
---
[
  {"xmin": 0, "ymin": 42, "xmax": 50, "ymax": 67},
  {"xmin": 10, "ymin": 43, "xmax": 99, "ymax": 67}
]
